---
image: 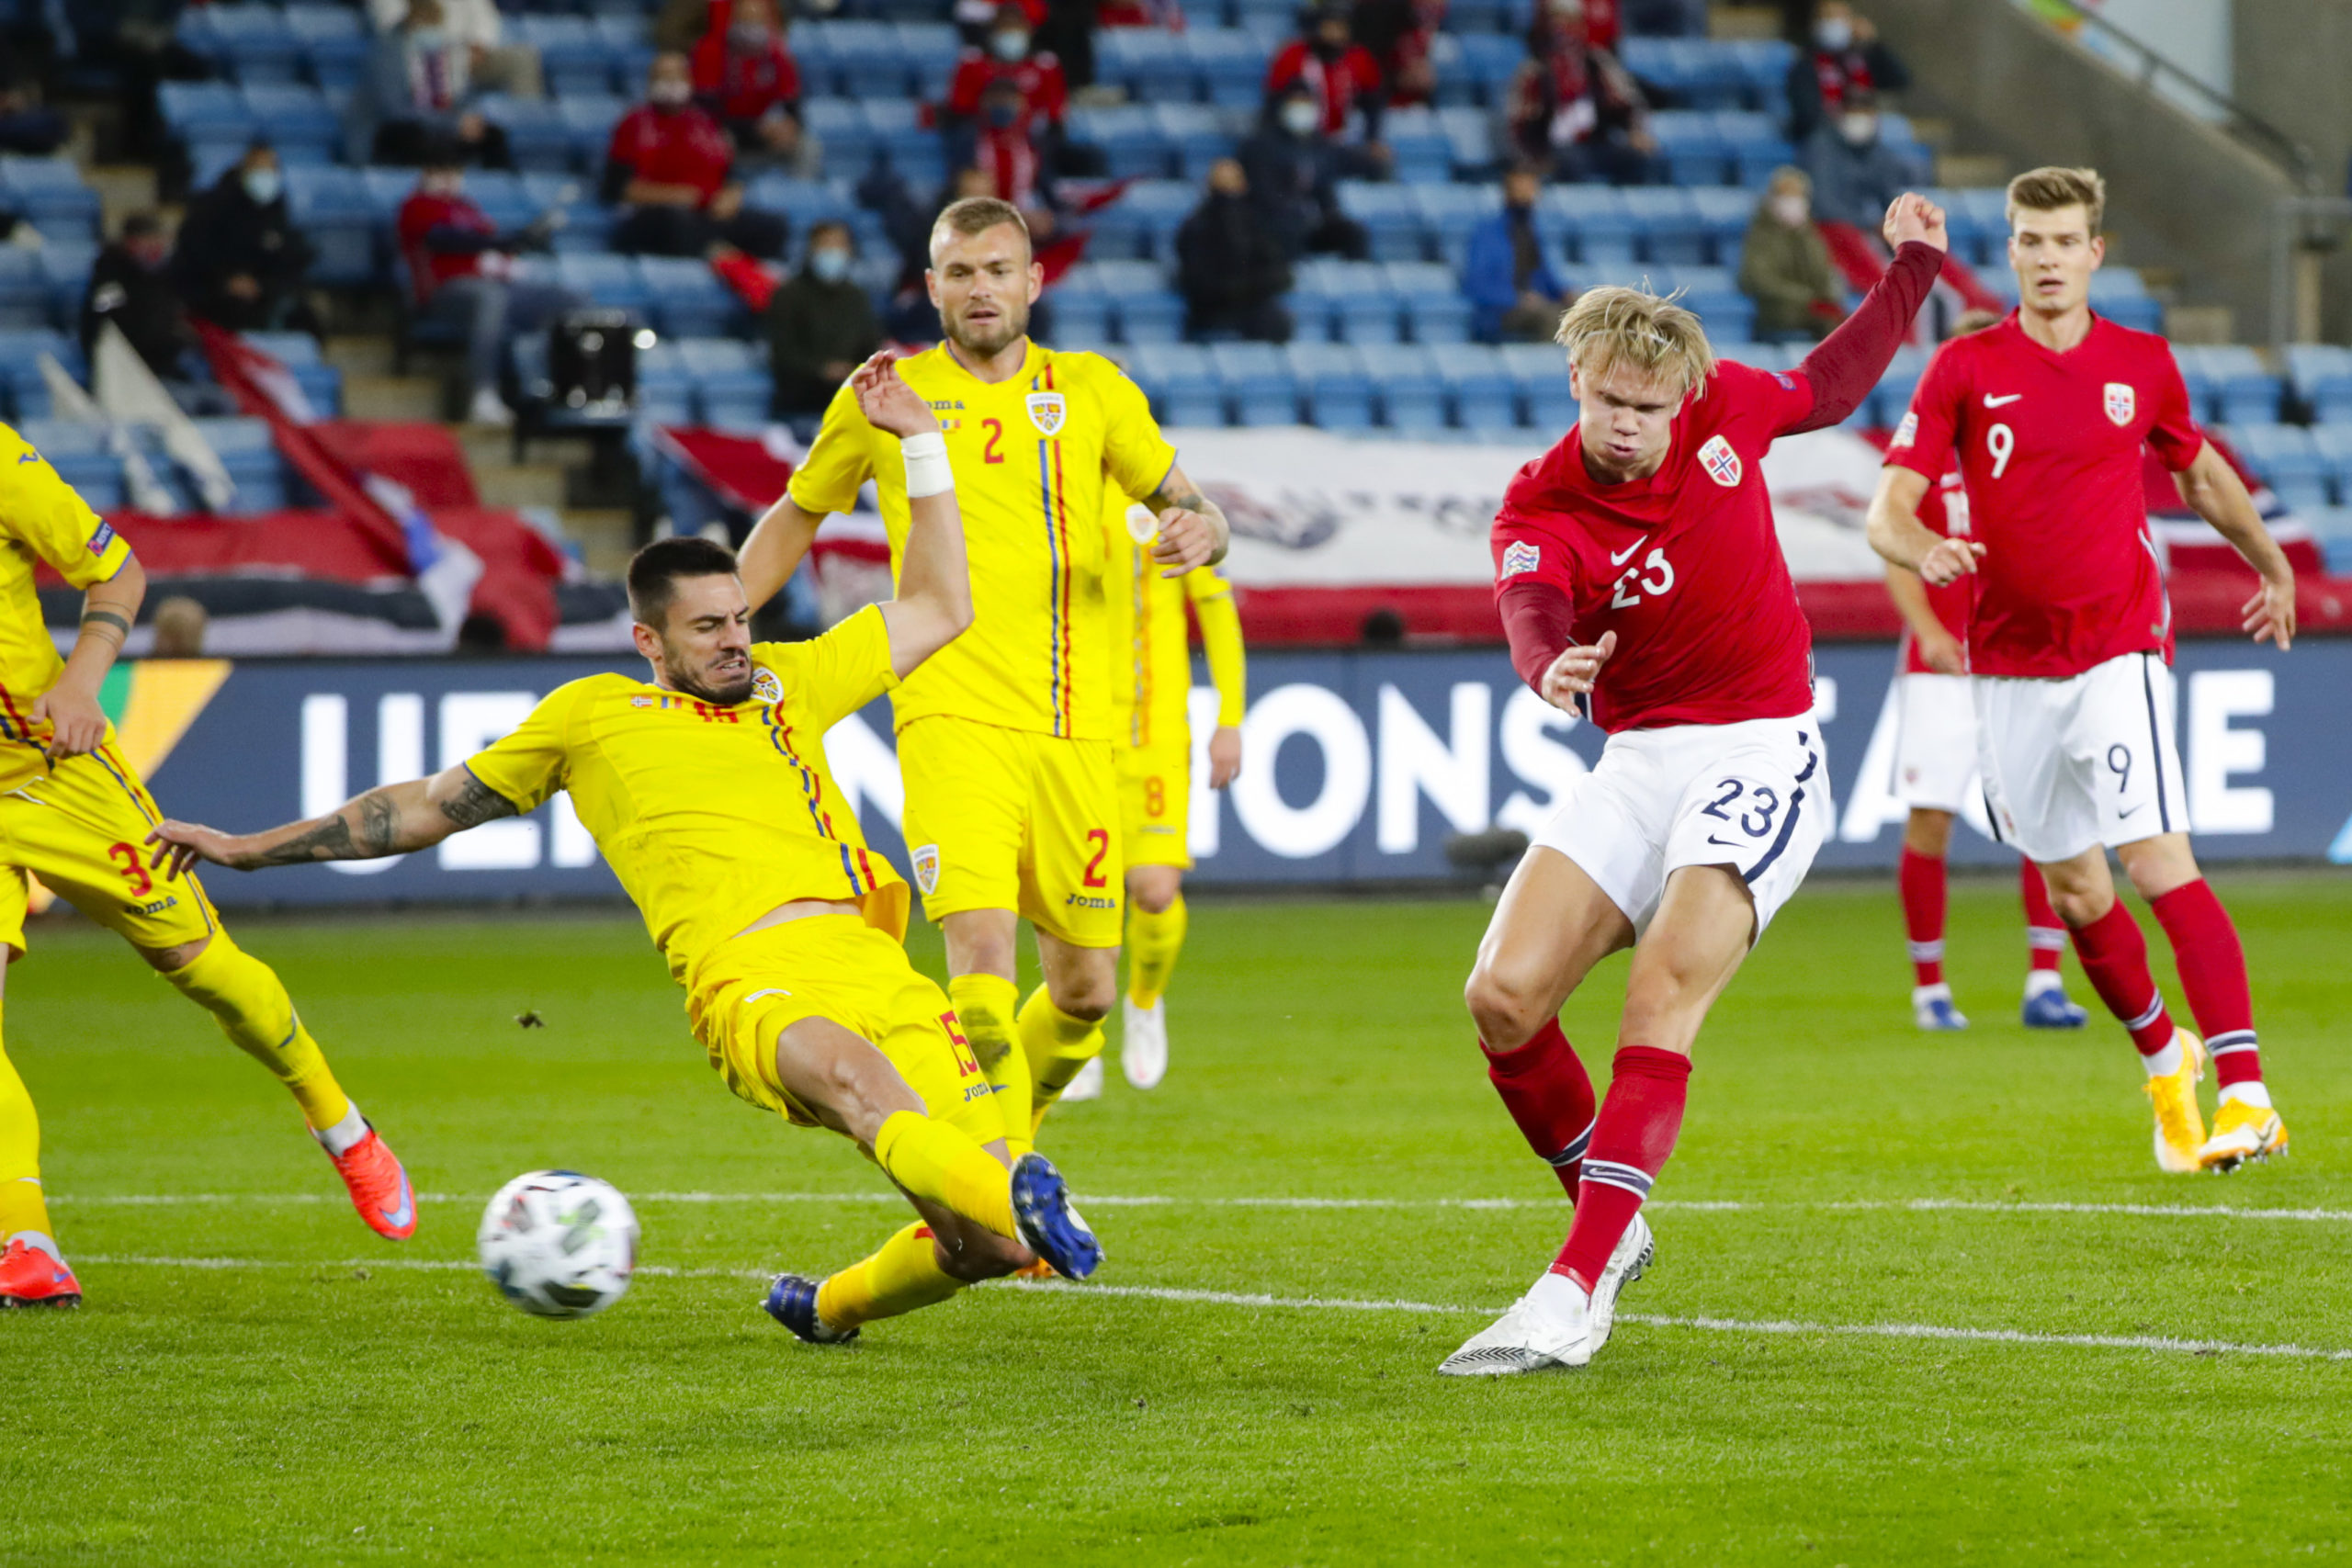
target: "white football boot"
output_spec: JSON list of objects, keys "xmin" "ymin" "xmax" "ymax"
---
[
  {"xmin": 1058, "ymin": 1055, "xmax": 1104, "ymax": 1102},
  {"xmin": 1436, "ymin": 1271, "xmax": 1593, "ymax": 1376},
  {"xmin": 1584, "ymin": 1212, "xmax": 1655, "ymax": 1358},
  {"xmin": 1122, "ymin": 997, "xmax": 1169, "ymax": 1089}
]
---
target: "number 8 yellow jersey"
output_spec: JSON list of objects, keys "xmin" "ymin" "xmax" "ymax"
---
[{"xmin": 786, "ymin": 342, "xmax": 1179, "ymax": 745}]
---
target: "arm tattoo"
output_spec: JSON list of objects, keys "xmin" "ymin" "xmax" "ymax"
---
[
  {"xmin": 79, "ymin": 610, "xmax": 131, "ymax": 643},
  {"xmin": 1148, "ymin": 486, "xmax": 1209, "ymax": 515},
  {"xmin": 254, "ymin": 813, "xmax": 362, "ymax": 866},
  {"xmin": 438, "ymin": 773, "xmax": 522, "ymax": 829}
]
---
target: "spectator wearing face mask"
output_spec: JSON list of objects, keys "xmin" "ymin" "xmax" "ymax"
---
[
  {"xmin": 1737, "ymin": 166, "xmax": 1844, "ymax": 341},
  {"xmin": 1786, "ymin": 2, "xmax": 1907, "ymax": 142},
  {"xmin": 1177, "ymin": 158, "xmax": 1293, "ymax": 344},
  {"xmin": 1265, "ymin": 4, "xmax": 1384, "ymax": 141},
  {"xmin": 605, "ymin": 52, "xmax": 791, "ymax": 260},
  {"xmin": 397, "ymin": 151, "xmax": 584, "ymax": 427},
  {"xmin": 368, "ymin": 0, "xmax": 545, "ymax": 100},
  {"xmin": 1461, "ymin": 164, "xmax": 1567, "ymax": 343},
  {"xmin": 946, "ymin": 7, "xmax": 1069, "ymax": 134},
  {"xmin": 348, "ymin": 0, "xmax": 514, "ymax": 167},
  {"xmin": 170, "ymin": 143, "xmax": 319, "ymax": 334},
  {"xmin": 84, "ymin": 213, "xmax": 234, "ymax": 414},
  {"xmin": 1239, "ymin": 83, "xmax": 1373, "ymax": 261},
  {"xmin": 1504, "ymin": 2, "xmax": 1657, "ymax": 186},
  {"xmin": 1799, "ymin": 87, "xmax": 1919, "ymax": 228},
  {"xmin": 691, "ymin": 0, "xmax": 817, "ymax": 178},
  {"xmin": 765, "ymin": 221, "xmax": 882, "ymax": 420}
]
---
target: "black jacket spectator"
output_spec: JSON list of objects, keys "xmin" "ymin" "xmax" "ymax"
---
[
  {"xmin": 170, "ymin": 151, "xmax": 317, "ymax": 332},
  {"xmin": 1238, "ymin": 88, "xmax": 1370, "ymax": 261},
  {"xmin": 1785, "ymin": 4, "xmax": 1908, "ymax": 142},
  {"xmin": 83, "ymin": 219, "xmax": 196, "ymax": 376},
  {"xmin": 1176, "ymin": 160, "xmax": 1293, "ymax": 342},
  {"xmin": 766, "ymin": 223, "xmax": 882, "ymax": 417}
]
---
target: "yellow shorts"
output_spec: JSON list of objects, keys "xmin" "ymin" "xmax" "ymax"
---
[
  {"xmin": 0, "ymin": 741, "xmax": 220, "ymax": 960},
  {"xmin": 896, "ymin": 716, "xmax": 1123, "ymax": 947},
  {"xmin": 1117, "ymin": 739, "xmax": 1192, "ymax": 871},
  {"xmin": 688, "ymin": 914, "xmax": 1005, "ymax": 1145}
]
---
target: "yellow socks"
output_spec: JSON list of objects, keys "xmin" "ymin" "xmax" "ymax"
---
[
  {"xmin": 1020, "ymin": 987, "xmax": 1105, "ymax": 1133},
  {"xmin": 1125, "ymin": 896, "xmax": 1188, "ymax": 1010},
  {"xmin": 948, "ymin": 972, "xmax": 1031, "ymax": 1157},
  {"xmin": 0, "ymin": 1019, "xmax": 53, "ymax": 1246},
  {"xmin": 160, "ymin": 935, "xmax": 352, "ymax": 1132},
  {"xmin": 872, "ymin": 1110, "xmax": 1016, "ymax": 1240},
  {"xmin": 815, "ymin": 1221, "xmax": 965, "ymax": 1330}
]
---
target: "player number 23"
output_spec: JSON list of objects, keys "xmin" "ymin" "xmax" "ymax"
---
[
  {"xmin": 1608, "ymin": 548, "xmax": 1675, "ymax": 610},
  {"xmin": 1701, "ymin": 779, "xmax": 1780, "ymax": 839}
]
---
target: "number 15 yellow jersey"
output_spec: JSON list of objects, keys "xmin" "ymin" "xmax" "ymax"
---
[{"xmin": 786, "ymin": 342, "xmax": 1178, "ymax": 745}]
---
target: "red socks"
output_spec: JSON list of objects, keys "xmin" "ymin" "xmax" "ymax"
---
[
  {"xmin": 1480, "ymin": 1019, "xmax": 1596, "ymax": 1196},
  {"xmin": 2019, "ymin": 860, "xmax": 2066, "ymax": 976},
  {"xmin": 2067, "ymin": 899, "xmax": 2176, "ymax": 1056},
  {"xmin": 1898, "ymin": 847, "xmax": 1946, "ymax": 987},
  {"xmin": 2150, "ymin": 880, "xmax": 2261, "ymax": 1088},
  {"xmin": 1553, "ymin": 1047, "xmax": 1690, "ymax": 1293}
]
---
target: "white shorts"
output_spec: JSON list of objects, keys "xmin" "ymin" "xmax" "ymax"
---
[
  {"xmin": 1974, "ymin": 650, "xmax": 2185, "ymax": 864},
  {"xmin": 1894, "ymin": 671, "xmax": 1979, "ymax": 813},
  {"xmin": 1531, "ymin": 715, "xmax": 1827, "ymax": 940}
]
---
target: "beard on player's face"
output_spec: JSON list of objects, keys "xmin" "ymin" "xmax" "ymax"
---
[
  {"xmin": 947, "ymin": 290, "xmax": 1029, "ymax": 356},
  {"xmin": 661, "ymin": 632, "xmax": 756, "ymax": 705}
]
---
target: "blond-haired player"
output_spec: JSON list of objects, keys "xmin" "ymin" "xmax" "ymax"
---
[
  {"xmin": 1055, "ymin": 496, "xmax": 1246, "ymax": 1100},
  {"xmin": 153, "ymin": 355, "xmax": 1103, "ymax": 1348},
  {"xmin": 0, "ymin": 439, "xmax": 414, "ymax": 1309},
  {"xmin": 737, "ymin": 197, "xmax": 1228, "ymax": 1146}
]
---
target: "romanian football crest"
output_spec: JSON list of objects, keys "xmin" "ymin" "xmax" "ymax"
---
[
  {"xmin": 751, "ymin": 665, "xmax": 782, "ymax": 704},
  {"xmin": 2104, "ymin": 381, "xmax": 2135, "ymax": 426},
  {"xmin": 1698, "ymin": 434, "xmax": 1743, "ymax": 488},
  {"xmin": 1501, "ymin": 540, "xmax": 1541, "ymax": 576},
  {"xmin": 911, "ymin": 843, "xmax": 942, "ymax": 896},
  {"xmin": 1025, "ymin": 392, "xmax": 1067, "ymax": 436}
]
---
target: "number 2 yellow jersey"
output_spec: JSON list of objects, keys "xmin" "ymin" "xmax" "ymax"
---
[
  {"xmin": 786, "ymin": 342, "xmax": 1179, "ymax": 744},
  {"xmin": 0, "ymin": 423, "xmax": 133, "ymax": 790},
  {"xmin": 1104, "ymin": 492, "xmax": 1247, "ymax": 752},
  {"xmin": 462, "ymin": 606, "xmax": 910, "ymax": 990}
]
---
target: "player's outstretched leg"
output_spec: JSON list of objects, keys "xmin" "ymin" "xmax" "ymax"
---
[
  {"xmin": 147, "ymin": 932, "xmax": 414, "ymax": 1239},
  {"xmin": 2132, "ymin": 853, "xmax": 2287, "ymax": 1170},
  {"xmin": 1898, "ymin": 817, "xmax": 1966, "ymax": 1031},
  {"xmin": 1121, "ymin": 870, "xmax": 1187, "ymax": 1090},
  {"xmin": 0, "ymin": 1004, "xmax": 80, "ymax": 1308},
  {"xmin": 2018, "ymin": 859, "xmax": 2088, "ymax": 1028},
  {"xmin": 768, "ymin": 1221, "xmax": 966, "ymax": 1347}
]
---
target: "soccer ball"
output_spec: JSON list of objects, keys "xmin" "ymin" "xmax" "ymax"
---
[{"xmin": 477, "ymin": 1170, "xmax": 639, "ymax": 1319}]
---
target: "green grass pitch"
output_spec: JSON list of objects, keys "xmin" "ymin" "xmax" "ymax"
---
[{"xmin": 4, "ymin": 873, "xmax": 2349, "ymax": 1564}]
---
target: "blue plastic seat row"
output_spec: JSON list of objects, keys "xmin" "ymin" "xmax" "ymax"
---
[
  {"xmin": 628, "ymin": 336, "xmax": 774, "ymax": 428},
  {"xmin": 1090, "ymin": 27, "xmax": 1272, "ymax": 108},
  {"xmin": 21, "ymin": 416, "xmax": 294, "ymax": 513},
  {"xmin": 2286, "ymin": 345, "xmax": 2352, "ymax": 425},
  {"xmin": 160, "ymin": 81, "xmax": 348, "ymax": 167},
  {"xmin": 0, "ymin": 159, "xmax": 101, "ymax": 244},
  {"xmin": 1618, "ymin": 37, "xmax": 1793, "ymax": 115},
  {"xmin": 0, "ymin": 245, "xmax": 96, "ymax": 333},
  {"xmin": 2219, "ymin": 423, "xmax": 2352, "ymax": 512},
  {"xmin": 1120, "ymin": 340, "xmax": 1603, "ymax": 433},
  {"xmin": 2176, "ymin": 346, "xmax": 2284, "ymax": 427},
  {"xmin": 1340, "ymin": 180, "xmax": 1759, "ymax": 267},
  {"xmin": 1056, "ymin": 259, "xmax": 1474, "ymax": 346}
]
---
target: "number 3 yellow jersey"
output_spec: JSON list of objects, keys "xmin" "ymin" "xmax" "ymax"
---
[
  {"xmin": 462, "ymin": 606, "xmax": 910, "ymax": 990},
  {"xmin": 786, "ymin": 342, "xmax": 1179, "ymax": 744},
  {"xmin": 0, "ymin": 424, "xmax": 134, "ymax": 789},
  {"xmin": 1104, "ymin": 492, "xmax": 1247, "ymax": 752}
]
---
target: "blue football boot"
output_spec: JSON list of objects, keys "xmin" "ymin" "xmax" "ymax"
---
[
  {"xmin": 1912, "ymin": 984, "xmax": 1969, "ymax": 1031},
  {"xmin": 1010, "ymin": 1152, "xmax": 1102, "ymax": 1280},
  {"xmin": 763, "ymin": 1272, "xmax": 857, "ymax": 1345}
]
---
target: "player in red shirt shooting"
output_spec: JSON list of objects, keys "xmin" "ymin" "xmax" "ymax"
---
[
  {"xmin": 1439, "ymin": 192, "xmax": 1948, "ymax": 1376},
  {"xmin": 1869, "ymin": 166, "xmax": 2296, "ymax": 1175}
]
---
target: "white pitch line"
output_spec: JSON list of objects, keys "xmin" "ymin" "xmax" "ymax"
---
[
  {"xmin": 49, "ymin": 1192, "xmax": 2352, "ymax": 1223},
  {"xmin": 73, "ymin": 1256, "xmax": 2352, "ymax": 1362}
]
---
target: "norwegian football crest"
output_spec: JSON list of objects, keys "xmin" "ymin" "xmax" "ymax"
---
[
  {"xmin": 911, "ymin": 843, "xmax": 942, "ymax": 896},
  {"xmin": 1024, "ymin": 392, "xmax": 1067, "ymax": 436},
  {"xmin": 2104, "ymin": 381, "xmax": 2135, "ymax": 427},
  {"xmin": 751, "ymin": 665, "xmax": 782, "ymax": 704},
  {"xmin": 1698, "ymin": 434, "xmax": 1743, "ymax": 488},
  {"xmin": 1501, "ymin": 540, "xmax": 1540, "ymax": 577}
]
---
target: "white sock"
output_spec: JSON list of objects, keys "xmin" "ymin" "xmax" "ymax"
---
[
  {"xmin": 2221, "ymin": 1081, "xmax": 2273, "ymax": 1110},
  {"xmin": 1912, "ymin": 983, "xmax": 1951, "ymax": 1005},
  {"xmin": 312, "ymin": 1101, "xmax": 369, "ymax": 1156},
  {"xmin": 6, "ymin": 1229, "xmax": 62, "ymax": 1263},
  {"xmin": 2142, "ymin": 1039, "xmax": 2184, "ymax": 1078},
  {"xmin": 2024, "ymin": 970, "xmax": 2064, "ymax": 998}
]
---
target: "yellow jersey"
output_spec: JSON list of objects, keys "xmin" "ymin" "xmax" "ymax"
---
[
  {"xmin": 1104, "ymin": 493, "xmax": 1247, "ymax": 752},
  {"xmin": 0, "ymin": 424, "xmax": 133, "ymax": 789},
  {"xmin": 786, "ymin": 341, "xmax": 1179, "ymax": 744},
  {"xmin": 463, "ymin": 606, "xmax": 910, "ymax": 990}
]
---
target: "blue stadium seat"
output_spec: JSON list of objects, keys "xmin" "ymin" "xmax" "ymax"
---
[
  {"xmin": 741, "ymin": 175, "xmax": 856, "ymax": 234},
  {"xmin": 286, "ymin": 6, "xmax": 368, "ymax": 89},
  {"xmin": 823, "ymin": 21, "xmax": 911, "ymax": 98},
  {"xmin": 0, "ymin": 159, "xmax": 102, "ymax": 244},
  {"xmin": 2288, "ymin": 344, "xmax": 2352, "ymax": 424},
  {"xmin": 1068, "ymin": 260, "xmax": 1184, "ymax": 344},
  {"xmin": 1152, "ymin": 104, "xmax": 1238, "ymax": 180},
  {"xmin": 0, "ymin": 330, "xmax": 75, "ymax": 421},
  {"xmin": 557, "ymin": 96, "xmax": 629, "ymax": 172},
  {"xmin": 800, "ymin": 100, "xmax": 874, "ymax": 173},
  {"xmin": 1921, "ymin": 185, "xmax": 1996, "ymax": 265},
  {"xmin": 514, "ymin": 15, "xmax": 615, "ymax": 98},
  {"xmin": 187, "ymin": 417, "xmax": 287, "ymax": 513},
  {"xmin": 1069, "ymin": 107, "xmax": 1166, "ymax": 180},
  {"xmin": 1437, "ymin": 33, "xmax": 1520, "ymax": 108},
  {"xmin": 1687, "ymin": 185, "xmax": 1758, "ymax": 268},
  {"xmin": 240, "ymin": 85, "xmax": 343, "ymax": 166},
  {"xmin": 2226, "ymin": 423, "xmax": 2331, "ymax": 511},
  {"xmin": 22, "ymin": 423, "xmax": 123, "ymax": 510},
  {"xmin": 2176, "ymin": 346, "xmax": 2281, "ymax": 427},
  {"xmin": 1385, "ymin": 262, "xmax": 1470, "ymax": 344},
  {"xmin": 1873, "ymin": 344, "xmax": 1929, "ymax": 424},
  {"xmin": 861, "ymin": 100, "xmax": 945, "ymax": 187},
  {"xmin": 1362, "ymin": 343, "xmax": 1444, "ymax": 432},
  {"xmin": 635, "ymin": 340, "xmax": 698, "ymax": 424},
  {"xmin": 555, "ymin": 253, "xmax": 651, "ymax": 317},
  {"xmin": 1184, "ymin": 28, "xmax": 1271, "ymax": 108},
  {"xmin": 640, "ymin": 257, "xmax": 742, "ymax": 338},
  {"xmin": 179, "ymin": 5, "xmax": 304, "ymax": 85},
  {"xmin": 1337, "ymin": 181, "xmax": 1426, "ymax": 264},
  {"xmin": 2312, "ymin": 427, "xmax": 2352, "ymax": 502},
  {"xmin": 894, "ymin": 24, "xmax": 963, "ymax": 97},
  {"xmin": 1300, "ymin": 259, "xmax": 1401, "ymax": 345},
  {"xmin": 1711, "ymin": 112, "xmax": 1793, "ymax": 187},
  {"xmin": 1284, "ymin": 342, "xmax": 1374, "ymax": 431},
  {"xmin": 1381, "ymin": 107, "xmax": 1453, "ymax": 185},
  {"xmin": 1623, "ymin": 186, "xmax": 1706, "ymax": 264},
  {"xmin": 1647, "ymin": 112, "xmax": 1726, "ymax": 186},
  {"xmin": 1211, "ymin": 343, "xmax": 1297, "ymax": 425},
  {"xmin": 287, "ymin": 164, "xmax": 379, "ymax": 287},
  {"xmin": 36, "ymin": 243, "xmax": 95, "ymax": 329},
  {"xmin": 1100, "ymin": 28, "xmax": 1193, "ymax": 105},
  {"xmin": 1415, "ymin": 181, "xmax": 1499, "ymax": 269},
  {"xmin": 792, "ymin": 25, "xmax": 843, "ymax": 95},
  {"xmin": 1540, "ymin": 186, "xmax": 1637, "ymax": 265},
  {"xmin": 1723, "ymin": 39, "xmax": 1795, "ymax": 115},
  {"xmin": 1668, "ymin": 265, "xmax": 1755, "ymax": 341},
  {"xmin": 1501, "ymin": 342, "xmax": 1574, "ymax": 429},
  {"xmin": 1091, "ymin": 180, "xmax": 1193, "ymax": 262},
  {"xmin": 677, "ymin": 338, "xmax": 770, "ymax": 427},
  {"xmin": 2087, "ymin": 268, "xmax": 2162, "ymax": 333},
  {"xmin": 1049, "ymin": 288, "xmax": 1115, "ymax": 344},
  {"xmin": 243, "ymin": 331, "xmax": 343, "ymax": 413},
  {"xmin": 1430, "ymin": 343, "xmax": 1516, "ymax": 433},
  {"xmin": 0, "ymin": 247, "xmax": 50, "ymax": 330},
  {"xmin": 1125, "ymin": 343, "xmax": 1224, "ymax": 425},
  {"xmin": 484, "ymin": 97, "xmax": 575, "ymax": 175},
  {"xmin": 159, "ymin": 83, "xmax": 261, "ymax": 168}
]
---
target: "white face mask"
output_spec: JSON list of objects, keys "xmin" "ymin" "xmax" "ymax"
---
[
  {"xmin": 243, "ymin": 167, "xmax": 282, "ymax": 204},
  {"xmin": 1815, "ymin": 17, "xmax": 1852, "ymax": 50},
  {"xmin": 1769, "ymin": 192, "xmax": 1807, "ymax": 227},
  {"xmin": 649, "ymin": 78, "xmax": 692, "ymax": 107},
  {"xmin": 424, "ymin": 172, "xmax": 465, "ymax": 197},
  {"xmin": 1840, "ymin": 112, "xmax": 1877, "ymax": 145},
  {"xmin": 1280, "ymin": 100, "xmax": 1319, "ymax": 136},
  {"xmin": 808, "ymin": 246, "xmax": 851, "ymax": 283},
  {"xmin": 990, "ymin": 30, "xmax": 1028, "ymax": 61}
]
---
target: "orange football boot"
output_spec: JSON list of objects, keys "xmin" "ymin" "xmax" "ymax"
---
[
  {"xmin": 0, "ymin": 1239, "xmax": 82, "ymax": 1308},
  {"xmin": 325, "ymin": 1122, "xmax": 417, "ymax": 1241}
]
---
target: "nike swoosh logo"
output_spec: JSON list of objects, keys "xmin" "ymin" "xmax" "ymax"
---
[
  {"xmin": 381, "ymin": 1171, "xmax": 415, "ymax": 1232},
  {"xmin": 2118, "ymin": 804, "xmax": 2145, "ymax": 818},
  {"xmin": 1609, "ymin": 541, "xmax": 1642, "ymax": 565},
  {"xmin": 1705, "ymin": 834, "xmax": 1745, "ymax": 849},
  {"xmin": 1983, "ymin": 393, "xmax": 2023, "ymax": 407}
]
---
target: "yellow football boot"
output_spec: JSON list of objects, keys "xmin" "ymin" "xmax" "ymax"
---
[
  {"xmin": 2144, "ymin": 1029, "xmax": 2208, "ymax": 1174},
  {"xmin": 2198, "ymin": 1098, "xmax": 2289, "ymax": 1173}
]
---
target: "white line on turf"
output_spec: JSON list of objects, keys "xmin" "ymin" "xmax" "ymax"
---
[
  {"xmin": 51, "ymin": 1192, "xmax": 2352, "ymax": 1223},
  {"xmin": 72, "ymin": 1255, "xmax": 2352, "ymax": 1361}
]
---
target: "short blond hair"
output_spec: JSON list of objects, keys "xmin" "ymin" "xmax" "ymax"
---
[
  {"xmin": 1554, "ymin": 286, "xmax": 1715, "ymax": 402},
  {"xmin": 2006, "ymin": 166, "xmax": 2106, "ymax": 235},
  {"xmin": 931, "ymin": 195, "xmax": 1030, "ymax": 260}
]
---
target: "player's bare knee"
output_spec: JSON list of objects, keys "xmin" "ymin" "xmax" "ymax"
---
[
  {"xmin": 2118, "ymin": 835, "xmax": 2199, "ymax": 902},
  {"xmin": 1903, "ymin": 809, "xmax": 1953, "ymax": 857},
  {"xmin": 1464, "ymin": 962, "xmax": 1544, "ymax": 1048},
  {"xmin": 930, "ymin": 1221, "xmax": 1027, "ymax": 1282},
  {"xmin": 1127, "ymin": 866, "xmax": 1181, "ymax": 915},
  {"xmin": 1048, "ymin": 974, "xmax": 1114, "ymax": 1023}
]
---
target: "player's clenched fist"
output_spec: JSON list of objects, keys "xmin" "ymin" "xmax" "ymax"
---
[
  {"xmin": 1917, "ymin": 535, "xmax": 1984, "ymax": 587},
  {"xmin": 1152, "ymin": 507, "xmax": 1217, "ymax": 573},
  {"xmin": 852, "ymin": 351, "xmax": 939, "ymax": 438},
  {"xmin": 1882, "ymin": 192, "xmax": 1949, "ymax": 254},
  {"xmin": 1539, "ymin": 630, "xmax": 1617, "ymax": 711}
]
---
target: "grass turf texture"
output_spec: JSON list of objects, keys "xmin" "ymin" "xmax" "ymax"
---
[{"xmin": 5, "ymin": 874, "xmax": 2349, "ymax": 1565}]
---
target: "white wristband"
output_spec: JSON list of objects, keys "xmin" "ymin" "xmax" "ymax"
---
[{"xmin": 901, "ymin": 431, "xmax": 953, "ymax": 499}]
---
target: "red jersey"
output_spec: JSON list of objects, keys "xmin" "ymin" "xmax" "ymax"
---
[
  {"xmin": 1885, "ymin": 311, "xmax": 2204, "ymax": 679},
  {"xmin": 690, "ymin": 29, "xmax": 801, "ymax": 124},
  {"xmin": 1490, "ymin": 361, "xmax": 1820, "ymax": 732},
  {"xmin": 396, "ymin": 190, "xmax": 496, "ymax": 303},
  {"xmin": 946, "ymin": 51, "xmax": 1068, "ymax": 130},
  {"xmin": 607, "ymin": 104, "xmax": 737, "ymax": 203},
  {"xmin": 1265, "ymin": 41, "xmax": 1383, "ymax": 136}
]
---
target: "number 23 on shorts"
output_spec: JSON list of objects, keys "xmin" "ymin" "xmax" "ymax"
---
[{"xmin": 1699, "ymin": 778, "xmax": 1781, "ymax": 849}]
